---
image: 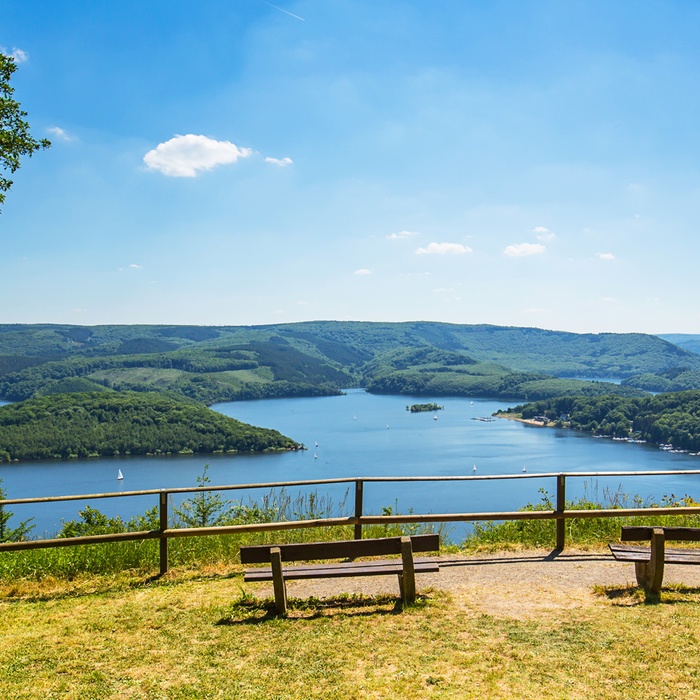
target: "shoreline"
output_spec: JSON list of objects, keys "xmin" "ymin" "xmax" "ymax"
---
[{"xmin": 496, "ymin": 413, "xmax": 556, "ymax": 427}]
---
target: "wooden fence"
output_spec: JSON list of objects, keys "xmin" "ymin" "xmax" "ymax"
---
[{"xmin": 1, "ymin": 470, "xmax": 700, "ymax": 574}]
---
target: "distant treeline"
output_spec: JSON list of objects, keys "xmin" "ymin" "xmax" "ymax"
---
[
  {"xmin": 0, "ymin": 392, "xmax": 301, "ymax": 462},
  {"xmin": 1, "ymin": 322, "xmax": 699, "ymax": 407},
  {"xmin": 364, "ymin": 348, "xmax": 645, "ymax": 402},
  {"xmin": 505, "ymin": 390, "xmax": 700, "ymax": 451}
]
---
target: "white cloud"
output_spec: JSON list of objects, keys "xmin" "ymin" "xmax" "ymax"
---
[
  {"xmin": 354, "ymin": 268, "xmax": 372, "ymax": 276},
  {"xmin": 533, "ymin": 226, "xmax": 556, "ymax": 241},
  {"xmin": 2, "ymin": 47, "xmax": 28, "ymax": 63},
  {"xmin": 143, "ymin": 134, "xmax": 252, "ymax": 177},
  {"xmin": 503, "ymin": 243, "xmax": 546, "ymax": 257},
  {"xmin": 129, "ymin": 263, "xmax": 143, "ymax": 269},
  {"xmin": 387, "ymin": 230, "xmax": 420, "ymax": 240},
  {"xmin": 522, "ymin": 307, "xmax": 549, "ymax": 314},
  {"xmin": 47, "ymin": 126, "xmax": 73, "ymax": 141},
  {"xmin": 265, "ymin": 156, "xmax": 293, "ymax": 167},
  {"xmin": 415, "ymin": 242, "xmax": 472, "ymax": 255},
  {"xmin": 596, "ymin": 252, "xmax": 615, "ymax": 261}
]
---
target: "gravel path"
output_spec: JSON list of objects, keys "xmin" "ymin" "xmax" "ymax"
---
[{"xmin": 246, "ymin": 549, "xmax": 700, "ymax": 618}]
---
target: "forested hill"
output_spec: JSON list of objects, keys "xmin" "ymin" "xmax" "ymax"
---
[
  {"xmin": 505, "ymin": 390, "xmax": 700, "ymax": 453},
  {"xmin": 659, "ymin": 334, "xmax": 700, "ymax": 357},
  {"xmin": 0, "ymin": 322, "xmax": 697, "ymax": 404},
  {"xmin": 0, "ymin": 392, "xmax": 301, "ymax": 462}
]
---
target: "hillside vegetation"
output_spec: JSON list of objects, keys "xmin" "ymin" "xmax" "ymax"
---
[
  {"xmin": 505, "ymin": 389, "xmax": 700, "ymax": 451},
  {"xmin": 2, "ymin": 321, "xmax": 695, "ymax": 404},
  {"xmin": 0, "ymin": 392, "xmax": 301, "ymax": 462}
]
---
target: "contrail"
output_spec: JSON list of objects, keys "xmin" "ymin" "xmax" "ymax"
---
[{"xmin": 262, "ymin": 1, "xmax": 305, "ymax": 21}]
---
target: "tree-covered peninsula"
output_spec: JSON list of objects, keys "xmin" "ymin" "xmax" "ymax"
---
[
  {"xmin": 0, "ymin": 392, "xmax": 302, "ymax": 462},
  {"xmin": 502, "ymin": 390, "xmax": 700, "ymax": 452}
]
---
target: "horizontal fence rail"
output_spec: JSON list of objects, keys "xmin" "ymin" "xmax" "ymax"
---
[{"xmin": 1, "ymin": 470, "xmax": 700, "ymax": 575}]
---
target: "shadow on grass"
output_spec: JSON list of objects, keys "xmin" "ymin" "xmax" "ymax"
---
[
  {"xmin": 440, "ymin": 549, "xmax": 612, "ymax": 568},
  {"xmin": 0, "ymin": 566, "xmax": 245, "ymax": 603},
  {"xmin": 216, "ymin": 592, "xmax": 432, "ymax": 624},
  {"xmin": 597, "ymin": 583, "xmax": 700, "ymax": 606}
]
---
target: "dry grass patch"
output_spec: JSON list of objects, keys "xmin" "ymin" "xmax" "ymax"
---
[{"xmin": 1, "ymin": 572, "xmax": 700, "ymax": 699}]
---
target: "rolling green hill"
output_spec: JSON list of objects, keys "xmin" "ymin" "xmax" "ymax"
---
[
  {"xmin": 659, "ymin": 334, "xmax": 700, "ymax": 356},
  {"xmin": 1, "ymin": 321, "xmax": 697, "ymax": 403}
]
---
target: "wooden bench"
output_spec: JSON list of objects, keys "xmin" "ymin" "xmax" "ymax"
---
[
  {"xmin": 609, "ymin": 526, "xmax": 700, "ymax": 594},
  {"xmin": 241, "ymin": 534, "xmax": 440, "ymax": 615}
]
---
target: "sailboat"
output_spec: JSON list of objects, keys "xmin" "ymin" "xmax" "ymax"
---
[{"xmin": 117, "ymin": 469, "xmax": 124, "ymax": 480}]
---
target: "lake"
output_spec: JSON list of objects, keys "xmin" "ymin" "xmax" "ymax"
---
[{"xmin": 1, "ymin": 390, "xmax": 699, "ymax": 540}]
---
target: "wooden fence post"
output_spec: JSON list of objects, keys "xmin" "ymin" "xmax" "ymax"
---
[
  {"xmin": 556, "ymin": 474, "xmax": 566, "ymax": 550},
  {"xmin": 354, "ymin": 479, "xmax": 364, "ymax": 540},
  {"xmin": 159, "ymin": 491, "xmax": 168, "ymax": 575}
]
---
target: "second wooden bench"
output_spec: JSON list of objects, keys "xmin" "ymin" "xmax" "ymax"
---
[
  {"xmin": 608, "ymin": 526, "xmax": 700, "ymax": 594},
  {"xmin": 241, "ymin": 533, "xmax": 440, "ymax": 615}
]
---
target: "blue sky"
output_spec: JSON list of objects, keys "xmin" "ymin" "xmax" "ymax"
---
[{"xmin": 3, "ymin": 0, "xmax": 700, "ymax": 334}]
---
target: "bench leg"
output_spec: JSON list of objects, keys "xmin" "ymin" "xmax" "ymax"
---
[
  {"xmin": 399, "ymin": 536, "xmax": 416, "ymax": 604},
  {"xmin": 270, "ymin": 547, "xmax": 288, "ymax": 616},
  {"xmin": 634, "ymin": 528, "xmax": 665, "ymax": 594}
]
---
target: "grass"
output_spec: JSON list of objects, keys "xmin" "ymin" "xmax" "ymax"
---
[
  {"xmin": 1, "ymin": 569, "xmax": 700, "ymax": 699},
  {"xmin": 463, "ymin": 485, "xmax": 700, "ymax": 552},
  {"xmin": 2, "ymin": 483, "xmax": 700, "ymax": 697}
]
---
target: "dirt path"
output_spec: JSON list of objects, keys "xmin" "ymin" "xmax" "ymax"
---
[{"xmin": 246, "ymin": 549, "xmax": 700, "ymax": 618}]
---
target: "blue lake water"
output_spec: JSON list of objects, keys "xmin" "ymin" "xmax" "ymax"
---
[{"xmin": 1, "ymin": 390, "xmax": 699, "ymax": 540}]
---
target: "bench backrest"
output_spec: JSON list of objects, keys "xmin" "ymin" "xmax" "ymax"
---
[
  {"xmin": 621, "ymin": 526, "xmax": 700, "ymax": 542},
  {"xmin": 240, "ymin": 533, "xmax": 440, "ymax": 564}
]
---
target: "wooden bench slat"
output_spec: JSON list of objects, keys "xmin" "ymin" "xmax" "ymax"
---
[
  {"xmin": 240, "ymin": 533, "xmax": 439, "ymax": 564},
  {"xmin": 244, "ymin": 558, "xmax": 439, "ymax": 582},
  {"xmin": 609, "ymin": 543, "xmax": 700, "ymax": 565},
  {"xmin": 621, "ymin": 526, "xmax": 700, "ymax": 542}
]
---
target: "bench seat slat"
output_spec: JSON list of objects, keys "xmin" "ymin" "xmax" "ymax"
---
[
  {"xmin": 621, "ymin": 526, "xmax": 700, "ymax": 542},
  {"xmin": 240, "ymin": 534, "xmax": 439, "ymax": 564},
  {"xmin": 609, "ymin": 543, "xmax": 700, "ymax": 564},
  {"xmin": 244, "ymin": 557, "xmax": 439, "ymax": 582}
]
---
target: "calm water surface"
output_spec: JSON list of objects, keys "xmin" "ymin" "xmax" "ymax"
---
[{"xmin": 1, "ymin": 391, "xmax": 699, "ymax": 539}]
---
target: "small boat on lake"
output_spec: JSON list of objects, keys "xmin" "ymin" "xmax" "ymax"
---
[{"xmin": 117, "ymin": 469, "xmax": 124, "ymax": 480}]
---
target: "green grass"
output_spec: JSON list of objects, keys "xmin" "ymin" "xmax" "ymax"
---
[{"xmin": 1, "ymin": 574, "xmax": 699, "ymax": 699}]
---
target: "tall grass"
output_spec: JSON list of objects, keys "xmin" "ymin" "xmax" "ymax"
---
[
  {"xmin": 464, "ymin": 483, "xmax": 700, "ymax": 550},
  {"xmin": 0, "ymin": 486, "xmax": 443, "ymax": 581}
]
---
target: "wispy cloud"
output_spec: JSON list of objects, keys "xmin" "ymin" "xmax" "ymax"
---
[
  {"xmin": 47, "ymin": 126, "xmax": 73, "ymax": 141},
  {"xmin": 144, "ymin": 134, "xmax": 252, "ymax": 177},
  {"xmin": 595, "ymin": 252, "xmax": 615, "ymax": 261},
  {"xmin": 2, "ymin": 47, "xmax": 28, "ymax": 63},
  {"xmin": 354, "ymin": 268, "xmax": 372, "ymax": 276},
  {"xmin": 533, "ymin": 226, "xmax": 556, "ymax": 241},
  {"xmin": 265, "ymin": 156, "xmax": 293, "ymax": 167},
  {"xmin": 503, "ymin": 242, "xmax": 546, "ymax": 257},
  {"xmin": 415, "ymin": 242, "xmax": 472, "ymax": 255},
  {"xmin": 129, "ymin": 263, "xmax": 143, "ymax": 269},
  {"xmin": 387, "ymin": 230, "xmax": 420, "ymax": 240}
]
